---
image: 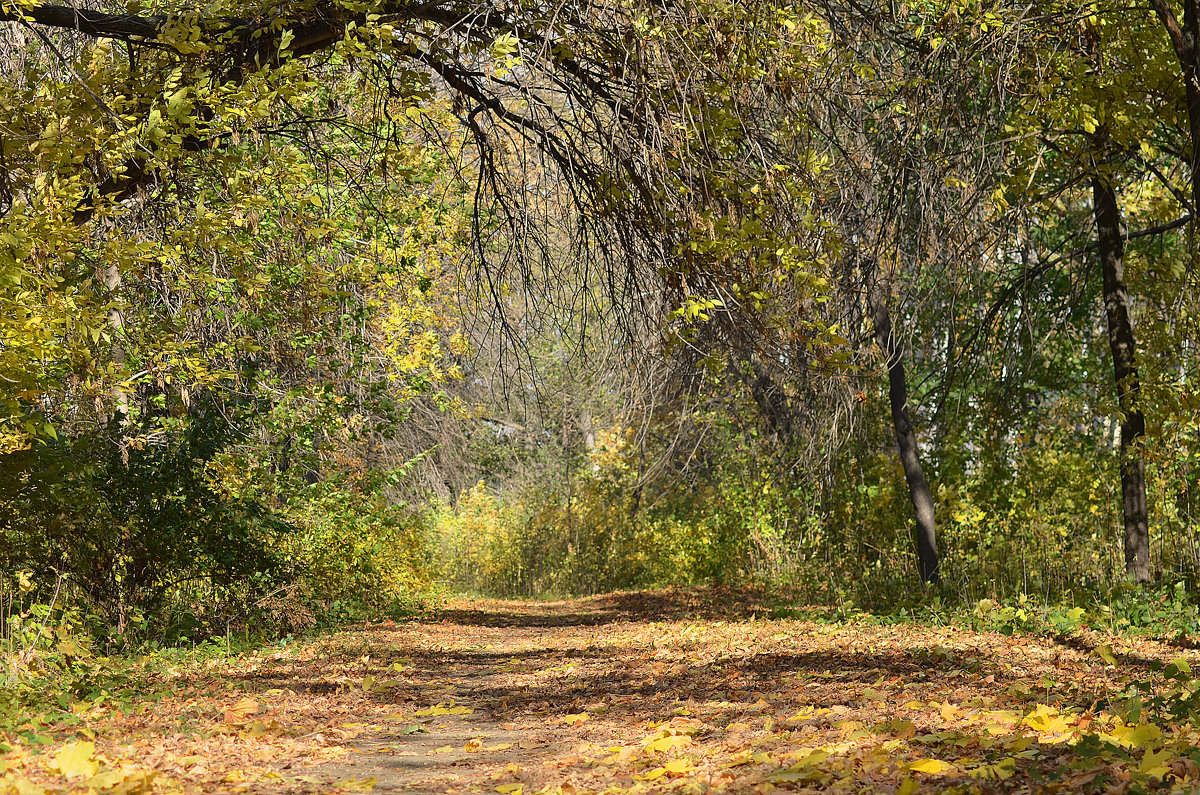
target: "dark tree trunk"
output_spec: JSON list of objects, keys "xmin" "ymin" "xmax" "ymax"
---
[
  {"xmin": 867, "ymin": 277, "xmax": 940, "ymax": 584},
  {"xmin": 1092, "ymin": 146, "xmax": 1151, "ymax": 584}
]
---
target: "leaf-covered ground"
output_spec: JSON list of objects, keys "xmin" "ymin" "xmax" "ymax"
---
[{"xmin": 5, "ymin": 588, "xmax": 1200, "ymax": 794}]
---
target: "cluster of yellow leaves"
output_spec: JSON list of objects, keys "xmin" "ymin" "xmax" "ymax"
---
[{"xmin": 0, "ymin": 741, "xmax": 156, "ymax": 795}]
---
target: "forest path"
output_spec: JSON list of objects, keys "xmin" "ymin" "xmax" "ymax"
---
[
  {"xmin": 2, "ymin": 588, "xmax": 1193, "ymax": 795},
  {"xmin": 295, "ymin": 590, "xmax": 1176, "ymax": 795},
  {"xmin": 309, "ymin": 589, "xmax": 763, "ymax": 793}
]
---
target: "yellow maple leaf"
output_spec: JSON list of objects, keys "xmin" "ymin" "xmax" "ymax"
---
[
  {"xmin": 1023, "ymin": 705, "xmax": 1071, "ymax": 734},
  {"xmin": 11, "ymin": 778, "xmax": 47, "ymax": 795},
  {"xmin": 905, "ymin": 758, "xmax": 956, "ymax": 774},
  {"xmin": 645, "ymin": 734, "xmax": 691, "ymax": 753},
  {"xmin": 1139, "ymin": 747, "xmax": 1174, "ymax": 777},
  {"xmin": 52, "ymin": 740, "xmax": 99, "ymax": 779},
  {"xmin": 1106, "ymin": 721, "xmax": 1163, "ymax": 748},
  {"xmin": 223, "ymin": 697, "xmax": 259, "ymax": 724}
]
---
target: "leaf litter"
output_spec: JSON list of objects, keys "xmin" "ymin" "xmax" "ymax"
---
[{"xmin": 3, "ymin": 588, "xmax": 1200, "ymax": 793}]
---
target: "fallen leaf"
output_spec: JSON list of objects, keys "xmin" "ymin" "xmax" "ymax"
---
[
  {"xmin": 905, "ymin": 758, "xmax": 956, "ymax": 774},
  {"xmin": 334, "ymin": 777, "xmax": 378, "ymax": 792},
  {"xmin": 223, "ymin": 697, "xmax": 259, "ymax": 724},
  {"xmin": 51, "ymin": 740, "xmax": 99, "ymax": 779},
  {"xmin": 1140, "ymin": 747, "xmax": 1174, "ymax": 777}
]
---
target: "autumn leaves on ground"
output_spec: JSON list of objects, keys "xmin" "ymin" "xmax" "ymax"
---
[{"xmin": 5, "ymin": 589, "xmax": 1200, "ymax": 795}]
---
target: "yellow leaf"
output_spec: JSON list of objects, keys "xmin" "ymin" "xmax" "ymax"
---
[
  {"xmin": 999, "ymin": 734, "xmax": 1035, "ymax": 752},
  {"xmin": 1107, "ymin": 722, "xmax": 1163, "ymax": 748},
  {"xmin": 906, "ymin": 758, "xmax": 955, "ymax": 774},
  {"xmin": 109, "ymin": 771, "xmax": 157, "ymax": 794},
  {"xmin": 1095, "ymin": 644, "xmax": 1118, "ymax": 666},
  {"xmin": 484, "ymin": 743, "xmax": 514, "ymax": 752},
  {"xmin": 53, "ymin": 740, "xmax": 99, "ymax": 779},
  {"xmin": 335, "ymin": 777, "xmax": 378, "ymax": 792},
  {"xmin": 636, "ymin": 767, "xmax": 668, "ymax": 781},
  {"xmin": 415, "ymin": 702, "xmax": 474, "ymax": 716},
  {"xmin": 223, "ymin": 697, "xmax": 259, "ymax": 724},
  {"xmin": 897, "ymin": 777, "xmax": 919, "ymax": 795},
  {"xmin": 645, "ymin": 734, "xmax": 691, "ymax": 753},
  {"xmin": 862, "ymin": 688, "xmax": 887, "ymax": 702},
  {"xmin": 562, "ymin": 712, "xmax": 589, "ymax": 725},
  {"xmin": 791, "ymin": 749, "xmax": 829, "ymax": 768},
  {"xmin": 664, "ymin": 758, "xmax": 694, "ymax": 775},
  {"xmin": 968, "ymin": 758, "xmax": 1016, "ymax": 780},
  {"xmin": 11, "ymin": 778, "xmax": 46, "ymax": 795},
  {"xmin": 81, "ymin": 771, "xmax": 126, "ymax": 790},
  {"xmin": 1139, "ymin": 747, "xmax": 1174, "ymax": 777},
  {"xmin": 465, "ymin": 739, "xmax": 484, "ymax": 752},
  {"xmin": 495, "ymin": 786, "xmax": 524, "ymax": 795},
  {"xmin": 1023, "ymin": 705, "xmax": 1071, "ymax": 734}
]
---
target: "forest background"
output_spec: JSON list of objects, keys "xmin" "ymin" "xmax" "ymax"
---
[{"xmin": 3, "ymin": 0, "xmax": 1200, "ymax": 680}]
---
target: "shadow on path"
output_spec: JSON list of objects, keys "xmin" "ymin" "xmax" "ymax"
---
[{"xmin": 431, "ymin": 587, "xmax": 770, "ymax": 628}]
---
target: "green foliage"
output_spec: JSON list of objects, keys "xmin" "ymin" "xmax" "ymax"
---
[
  {"xmin": 432, "ymin": 418, "xmax": 828, "ymax": 597},
  {"xmin": 282, "ymin": 471, "xmax": 433, "ymax": 623}
]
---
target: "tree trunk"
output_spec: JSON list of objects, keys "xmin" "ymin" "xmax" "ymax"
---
[
  {"xmin": 867, "ymin": 276, "xmax": 940, "ymax": 584},
  {"xmin": 1092, "ymin": 141, "xmax": 1151, "ymax": 583},
  {"xmin": 104, "ymin": 259, "xmax": 131, "ymax": 465}
]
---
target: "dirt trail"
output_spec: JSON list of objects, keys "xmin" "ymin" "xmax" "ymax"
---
[
  {"xmin": 293, "ymin": 590, "xmax": 1162, "ymax": 795},
  {"xmin": 309, "ymin": 590, "xmax": 758, "ymax": 793}
]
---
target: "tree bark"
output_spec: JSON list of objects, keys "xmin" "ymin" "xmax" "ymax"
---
[
  {"xmin": 867, "ymin": 275, "xmax": 940, "ymax": 585},
  {"xmin": 1092, "ymin": 143, "xmax": 1151, "ymax": 584}
]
